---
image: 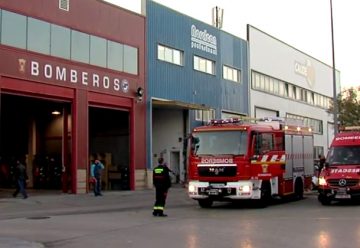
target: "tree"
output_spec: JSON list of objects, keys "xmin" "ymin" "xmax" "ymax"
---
[{"xmin": 328, "ymin": 87, "xmax": 360, "ymax": 127}]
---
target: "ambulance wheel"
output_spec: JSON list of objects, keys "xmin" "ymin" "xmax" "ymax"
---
[
  {"xmin": 294, "ymin": 179, "xmax": 304, "ymax": 200},
  {"xmin": 198, "ymin": 199, "xmax": 213, "ymax": 208},
  {"xmin": 318, "ymin": 194, "xmax": 331, "ymax": 205}
]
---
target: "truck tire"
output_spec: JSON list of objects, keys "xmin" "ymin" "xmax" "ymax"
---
[
  {"xmin": 198, "ymin": 199, "xmax": 213, "ymax": 208},
  {"xmin": 256, "ymin": 181, "xmax": 271, "ymax": 208},
  {"xmin": 294, "ymin": 178, "xmax": 304, "ymax": 200},
  {"xmin": 318, "ymin": 194, "xmax": 331, "ymax": 205}
]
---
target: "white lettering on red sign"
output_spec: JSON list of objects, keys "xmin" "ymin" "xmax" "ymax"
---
[
  {"xmin": 331, "ymin": 168, "xmax": 360, "ymax": 173},
  {"xmin": 200, "ymin": 158, "xmax": 233, "ymax": 164},
  {"xmin": 30, "ymin": 61, "xmax": 130, "ymax": 93},
  {"xmin": 335, "ymin": 136, "xmax": 360, "ymax": 141}
]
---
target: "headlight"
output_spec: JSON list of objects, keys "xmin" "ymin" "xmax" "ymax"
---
[
  {"xmin": 240, "ymin": 185, "xmax": 251, "ymax": 193},
  {"xmin": 188, "ymin": 184, "xmax": 196, "ymax": 193},
  {"xmin": 318, "ymin": 177, "xmax": 327, "ymax": 186}
]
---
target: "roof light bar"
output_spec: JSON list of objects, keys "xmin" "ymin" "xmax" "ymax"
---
[{"xmin": 209, "ymin": 118, "xmax": 242, "ymax": 125}]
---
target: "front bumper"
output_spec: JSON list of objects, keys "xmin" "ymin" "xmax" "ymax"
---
[
  {"xmin": 188, "ymin": 180, "xmax": 262, "ymax": 200},
  {"xmin": 318, "ymin": 187, "xmax": 360, "ymax": 200}
]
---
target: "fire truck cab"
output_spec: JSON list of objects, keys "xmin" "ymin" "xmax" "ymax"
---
[
  {"xmin": 187, "ymin": 117, "xmax": 314, "ymax": 208},
  {"xmin": 318, "ymin": 127, "xmax": 360, "ymax": 205}
]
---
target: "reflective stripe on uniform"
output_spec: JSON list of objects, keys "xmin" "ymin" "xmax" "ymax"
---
[
  {"xmin": 154, "ymin": 168, "xmax": 164, "ymax": 174},
  {"xmin": 153, "ymin": 206, "xmax": 164, "ymax": 210}
]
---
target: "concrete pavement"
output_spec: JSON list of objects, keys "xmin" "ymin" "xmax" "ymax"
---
[{"xmin": 0, "ymin": 186, "xmax": 193, "ymax": 247}]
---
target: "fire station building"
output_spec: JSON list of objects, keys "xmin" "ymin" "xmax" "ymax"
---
[{"xmin": 0, "ymin": 0, "xmax": 146, "ymax": 193}]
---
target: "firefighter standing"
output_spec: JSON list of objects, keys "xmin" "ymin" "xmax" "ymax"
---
[{"xmin": 152, "ymin": 157, "xmax": 171, "ymax": 217}]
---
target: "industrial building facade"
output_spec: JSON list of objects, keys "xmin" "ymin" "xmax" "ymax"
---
[
  {"xmin": 145, "ymin": 1, "xmax": 249, "ymax": 186},
  {"xmin": 0, "ymin": 0, "xmax": 146, "ymax": 193},
  {"xmin": 0, "ymin": 1, "xmax": 337, "ymax": 194},
  {"xmin": 248, "ymin": 25, "xmax": 338, "ymax": 157}
]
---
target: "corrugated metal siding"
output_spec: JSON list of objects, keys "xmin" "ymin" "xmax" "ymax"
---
[
  {"xmin": 147, "ymin": 1, "xmax": 248, "ymax": 115},
  {"xmin": 219, "ymin": 32, "xmax": 249, "ymax": 113}
]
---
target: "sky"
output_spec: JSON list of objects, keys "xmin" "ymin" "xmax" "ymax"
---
[{"xmin": 105, "ymin": 0, "xmax": 360, "ymax": 90}]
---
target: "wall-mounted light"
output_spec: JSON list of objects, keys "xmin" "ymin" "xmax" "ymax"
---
[
  {"xmin": 52, "ymin": 110, "xmax": 61, "ymax": 115},
  {"xmin": 136, "ymin": 87, "xmax": 144, "ymax": 102}
]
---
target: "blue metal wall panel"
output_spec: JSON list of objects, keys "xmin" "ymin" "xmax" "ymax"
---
[
  {"xmin": 146, "ymin": 1, "xmax": 249, "ymax": 169},
  {"xmin": 219, "ymin": 32, "xmax": 249, "ymax": 113},
  {"xmin": 147, "ymin": 1, "xmax": 248, "ymax": 115}
]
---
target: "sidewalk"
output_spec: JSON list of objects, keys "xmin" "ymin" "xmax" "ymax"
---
[
  {"xmin": 0, "ymin": 186, "xmax": 193, "ymax": 220},
  {"xmin": 0, "ymin": 186, "xmax": 193, "ymax": 248}
]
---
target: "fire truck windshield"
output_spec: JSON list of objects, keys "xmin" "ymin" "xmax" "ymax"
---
[
  {"xmin": 192, "ymin": 131, "xmax": 248, "ymax": 156},
  {"xmin": 327, "ymin": 146, "xmax": 360, "ymax": 165}
]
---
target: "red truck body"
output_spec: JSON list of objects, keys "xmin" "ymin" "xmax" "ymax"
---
[{"xmin": 187, "ymin": 118, "xmax": 314, "ymax": 208}]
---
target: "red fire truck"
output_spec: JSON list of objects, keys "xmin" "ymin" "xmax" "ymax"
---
[
  {"xmin": 318, "ymin": 127, "xmax": 360, "ymax": 205},
  {"xmin": 187, "ymin": 117, "xmax": 314, "ymax": 208}
]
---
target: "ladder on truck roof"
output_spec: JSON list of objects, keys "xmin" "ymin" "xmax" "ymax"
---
[{"xmin": 208, "ymin": 116, "xmax": 312, "ymax": 133}]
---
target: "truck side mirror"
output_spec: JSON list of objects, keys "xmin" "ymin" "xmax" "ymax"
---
[{"xmin": 191, "ymin": 137, "xmax": 200, "ymax": 151}]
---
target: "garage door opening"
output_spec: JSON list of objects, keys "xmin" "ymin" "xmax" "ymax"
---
[
  {"xmin": 89, "ymin": 107, "xmax": 130, "ymax": 191},
  {"xmin": 0, "ymin": 94, "xmax": 71, "ymax": 192}
]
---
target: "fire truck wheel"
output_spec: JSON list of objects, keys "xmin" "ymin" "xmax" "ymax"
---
[
  {"xmin": 256, "ymin": 181, "xmax": 271, "ymax": 208},
  {"xmin": 198, "ymin": 199, "xmax": 213, "ymax": 208},
  {"xmin": 318, "ymin": 194, "xmax": 331, "ymax": 205},
  {"xmin": 294, "ymin": 179, "xmax": 304, "ymax": 200}
]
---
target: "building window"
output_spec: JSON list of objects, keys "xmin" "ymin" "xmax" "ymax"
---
[
  {"xmin": 51, "ymin": 24, "xmax": 70, "ymax": 59},
  {"xmin": 223, "ymin": 65, "xmax": 240, "ymax": 83},
  {"xmin": 0, "ymin": 8, "xmax": 139, "ymax": 75},
  {"xmin": 59, "ymin": 0, "xmax": 70, "ymax": 11},
  {"xmin": 123, "ymin": 44, "xmax": 138, "ymax": 75},
  {"xmin": 28, "ymin": 17, "xmax": 50, "ymax": 55},
  {"xmin": 195, "ymin": 109, "xmax": 215, "ymax": 122},
  {"xmin": 286, "ymin": 113, "xmax": 323, "ymax": 134},
  {"xmin": 157, "ymin": 44, "xmax": 183, "ymax": 66},
  {"xmin": 90, "ymin": 35, "xmax": 107, "ymax": 67},
  {"xmin": 107, "ymin": 40, "xmax": 123, "ymax": 71},
  {"xmin": 71, "ymin": 30, "xmax": 89, "ymax": 64},
  {"xmin": 194, "ymin": 55, "xmax": 215, "ymax": 75},
  {"xmin": 251, "ymin": 71, "xmax": 332, "ymax": 110},
  {"xmin": 221, "ymin": 111, "xmax": 245, "ymax": 119},
  {"xmin": 1, "ymin": 10, "xmax": 26, "ymax": 49},
  {"xmin": 314, "ymin": 146, "xmax": 325, "ymax": 159}
]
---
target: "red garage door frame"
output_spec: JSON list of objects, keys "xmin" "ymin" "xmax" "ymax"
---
[{"xmin": 88, "ymin": 91, "xmax": 135, "ymax": 190}]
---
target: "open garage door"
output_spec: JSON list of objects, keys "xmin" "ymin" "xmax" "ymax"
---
[
  {"xmin": 89, "ymin": 107, "xmax": 130, "ymax": 191},
  {"xmin": 0, "ymin": 94, "xmax": 71, "ymax": 192}
]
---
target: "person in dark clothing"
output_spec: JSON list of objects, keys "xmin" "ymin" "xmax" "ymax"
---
[
  {"xmin": 13, "ymin": 160, "xmax": 28, "ymax": 199},
  {"xmin": 318, "ymin": 155, "xmax": 326, "ymax": 172},
  {"xmin": 90, "ymin": 159, "xmax": 104, "ymax": 196},
  {"xmin": 152, "ymin": 157, "xmax": 171, "ymax": 217}
]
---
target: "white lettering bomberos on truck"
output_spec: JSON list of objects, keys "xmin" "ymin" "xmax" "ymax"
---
[{"xmin": 201, "ymin": 158, "xmax": 233, "ymax": 164}]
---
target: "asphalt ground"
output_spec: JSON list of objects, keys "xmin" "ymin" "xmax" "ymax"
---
[
  {"xmin": 0, "ymin": 186, "xmax": 318, "ymax": 247},
  {"xmin": 0, "ymin": 186, "xmax": 192, "ymax": 247}
]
